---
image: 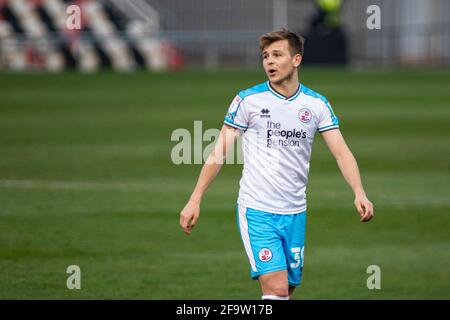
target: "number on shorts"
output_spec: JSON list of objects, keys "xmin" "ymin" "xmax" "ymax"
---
[{"xmin": 290, "ymin": 246, "xmax": 304, "ymax": 269}]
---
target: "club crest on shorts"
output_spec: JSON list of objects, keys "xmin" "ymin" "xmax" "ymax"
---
[
  {"xmin": 299, "ymin": 108, "xmax": 312, "ymax": 123},
  {"xmin": 258, "ymin": 248, "xmax": 272, "ymax": 262}
]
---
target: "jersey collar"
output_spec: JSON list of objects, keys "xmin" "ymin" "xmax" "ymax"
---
[{"xmin": 267, "ymin": 81, "xmax": 302, "ymax": 102}]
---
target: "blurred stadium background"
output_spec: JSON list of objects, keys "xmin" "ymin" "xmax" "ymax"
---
[
  {"xmin": 0, "ymin": 0, "xmax": 449, "ymax": 299},
  {"xmin": 1, "ymin": 0, "xmax": 450, "ymax": 70}
]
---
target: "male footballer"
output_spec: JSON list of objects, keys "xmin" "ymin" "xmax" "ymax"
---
[{"xmin": 179, "ymin": 29, "xmax": 374, "ymax": 300}]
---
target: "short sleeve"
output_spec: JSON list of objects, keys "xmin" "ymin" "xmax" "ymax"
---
[
  {"xmin": 224, "ymin": 94, "xmax": 249, "ymax": 130},
  {"xmin": 318, "ymin": 99, "xmax": 339, "ymax": 133}
]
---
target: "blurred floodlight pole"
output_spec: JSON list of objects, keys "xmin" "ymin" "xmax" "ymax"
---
[{"xmin": 273, "ymin": 0, "xmax": 288, "ymax": 30}]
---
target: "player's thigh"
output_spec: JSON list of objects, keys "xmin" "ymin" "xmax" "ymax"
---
[{"xmin": 258, "ymin": 270, "xmax": 289, "ymax": 296}]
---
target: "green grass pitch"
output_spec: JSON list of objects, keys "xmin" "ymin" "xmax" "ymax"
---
[{"xmin": 0, "ymin": 68, "xmax": 449, "ymax": 299}]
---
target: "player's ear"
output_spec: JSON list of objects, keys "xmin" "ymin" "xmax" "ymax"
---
[{"xmin": 293, "ymin": 53, "xmax": 302, "ymax": 67}]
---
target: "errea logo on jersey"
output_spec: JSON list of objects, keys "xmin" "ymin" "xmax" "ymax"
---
[
  {"xmin": 260, "ymin": 108, "xmax": 270, "ymax": 118},
  {"xmin": 299, "ymin": 108, "xmax": 312, "ymax": 123}
]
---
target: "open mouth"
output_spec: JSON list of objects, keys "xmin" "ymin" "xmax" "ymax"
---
[{"xmin": 268, "ymin": 69, "xmax": 277, "ymax": 76}]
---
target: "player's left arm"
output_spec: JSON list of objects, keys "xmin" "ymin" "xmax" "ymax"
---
[{"xmin": 321, "ymin": 129, "xmax": 374, "ymax": 222}]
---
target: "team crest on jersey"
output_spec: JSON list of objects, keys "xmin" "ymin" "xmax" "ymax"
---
[
  {"xmin": 299, "ymin": 108, "xmax": 312, "ymax": 123},
  {"xmin": 258, "ymin": 248, "xmax": 272, "ymax": 262}
]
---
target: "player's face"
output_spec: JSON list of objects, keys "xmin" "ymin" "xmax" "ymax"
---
[{"xmin": 262, "ymin": 40, "xmax": 301, "ymax": 85}]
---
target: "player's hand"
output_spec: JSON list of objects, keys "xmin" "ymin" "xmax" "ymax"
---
[
  {"xmin": 354, "ymin": 194, "xmax": 374, "ymax": 223},
  {"xmin": 179, "ymin": 201, "xmax": 200, "ymax": 235}
]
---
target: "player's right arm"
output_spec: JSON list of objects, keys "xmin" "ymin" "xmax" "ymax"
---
[{"xmin": 179, "ymin": 124, "xmax": 241, "ymax": 235}]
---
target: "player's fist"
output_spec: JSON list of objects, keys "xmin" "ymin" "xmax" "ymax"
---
[
  {"xmin": 354, "ymin": 194, "xmax": 374, "ymax": 223},
  {"xmin": 179, "ymin": 201, "xmax": 200, "ymax": 235}
]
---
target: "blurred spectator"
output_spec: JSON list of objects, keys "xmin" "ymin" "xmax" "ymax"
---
[{"xmin": 302, "ymin": 0, "xmax": 348, "ymax": 65}]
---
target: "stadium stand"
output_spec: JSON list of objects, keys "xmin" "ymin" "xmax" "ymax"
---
[{"xmin": 0, "ymin": 0, "xmax": 181, "ymax": 71}]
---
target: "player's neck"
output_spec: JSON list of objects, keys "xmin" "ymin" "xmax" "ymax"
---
[{"xmin": 269, "ymin": 75, "xmax": 300, "ymax": 99}]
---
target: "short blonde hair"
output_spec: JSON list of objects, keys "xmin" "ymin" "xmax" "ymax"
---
[{"xmin": 259, "ymin": 29, "xmax": 305, "ymax": 56}]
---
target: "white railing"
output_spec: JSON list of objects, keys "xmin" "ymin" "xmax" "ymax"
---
[{"xmin": 107, "ymin": 0, "xmax": 160, "ymax": 32}]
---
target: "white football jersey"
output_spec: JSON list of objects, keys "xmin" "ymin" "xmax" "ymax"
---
[{"xmin": 224, "ymin": 81, "xmax": 339, "ymax": 214}]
